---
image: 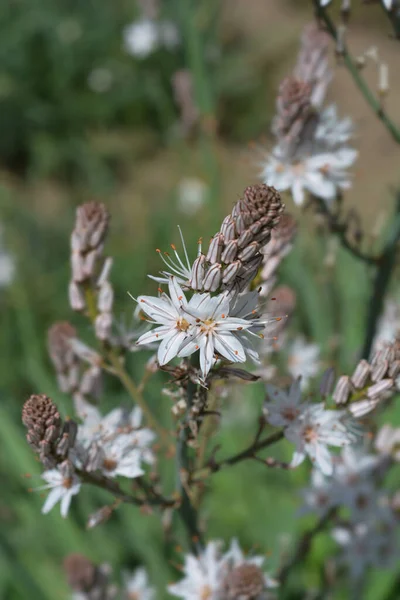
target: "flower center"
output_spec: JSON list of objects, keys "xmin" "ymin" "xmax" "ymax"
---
[
  {"xmin": 200, "ymin": 585, "xmax": 212, "ymax": 599},
  {"xmin": 63, "ymin": 477, "xmax": 73, "ymax": 490},
  {"xmin": 176, "ymin": 317, "xmax": 190, "ymax": 332},
  {"xmin": 303, "ymin": 426, "xmax": 318, "ymax": 443},
  {"xmin": 103, "ymin": 458, "xmax": 118, "ymax": 471},
  {"xmin": 200, "ymin": 318, "xmax": 216, "ymax": 334},
  {"xmin": 282, "ymin": 406, "xmax": 299, "ymax": 421}
]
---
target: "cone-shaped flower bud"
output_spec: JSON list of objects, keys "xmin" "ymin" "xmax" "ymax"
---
[{"xmin": 193, "ymin": 184, "xmax": 284, "ymax": 292}]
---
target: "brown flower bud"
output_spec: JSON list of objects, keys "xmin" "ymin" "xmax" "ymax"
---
[
  {"xmin": 22, "ymin": 394, "xmax": 63, "ymax": 468},
  {"xmin": 64, "ymin": 554, "xmax": 97, "ymax": 592},
  {"xmin": 72, "ymin": 202, "xmax": 110, "ymax": 257},
  {"xmin": 47, "ymin": 322, "xmax": 77, "ymax": 375},
  {"xmin": 196, "ymin": 184, "xmax": 284, "ymax": 292},
  {"xmin": 273, "ymin": 76, "xmax": 314, "ymax": 144},
  {"xmin": 222, "ymin": 563, "xmax": 265, "ymax": 600}
]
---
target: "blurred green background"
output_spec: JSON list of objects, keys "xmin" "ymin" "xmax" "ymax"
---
[{"xmin": 1, "ymin": 0, "xmax": 400, "ymax": 598}]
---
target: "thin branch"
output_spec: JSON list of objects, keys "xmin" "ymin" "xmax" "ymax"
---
[
  {"xmin": 313, "ymin": 0, "xmax": 400, "ymax": 145},
  {"xmin": 192, "ymin": 429, "xmax": 285, "ymax": 481},
  {"xmin": 277, "ymin": 508, "xmax": 337, "ymax": 586},
  {"xmin": 313, "ymin": 196, "xmax": 379, "ymax": 266},
  {"xmin": 380, "ymin": 2, "xmax": 400, "ymax": 40},
  {"xmin": 79, "ymin": 470, "xmax": 176, "ymax": 508}
]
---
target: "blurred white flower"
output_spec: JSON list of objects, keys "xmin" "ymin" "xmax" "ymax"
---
[
  {"xmin": 123, "ymin": 567, "xmax": 155, "ymax": 600},
  {"xmin": 299, "ymin": 468, "xmax": 335, "ymax": 517},
  {"xmin": 123, "ymin": 19, "xmax": 159, "ymax": 58},
  {"xmin": 261, "ymin": 145, "xmax": 357, "ymax": 206},
  {"xmin": 168, "ymin": 539, "xmax": 277, "ymax": 599},
  {"xmin": 87, "ymin": 67, "xmax": 113, "ymax": 94},
  {"xmin": 123, "ymin": 18, "xmax": 179, "ymax": 59},
  {"xmin": 168, "ymin": 540, "xmax": 226, "ymax": 599},
  {"xmin": 39, "ymin": 467, "xmax": 81, "ymax": 518},
  {"xmin": 287, "ymin": 336, "xmax": 321, "ymax": 389},
  {"xmin": 285, "ymin": 404, "xmax": 357, "ymax": 475},
  {"xmin": 77, "ymin": 406, "xmax": 155, "ymax": 479},
  {"xmin": 264, "ymin": 378, "xmax": 303, "ymax": 428},
  {"xmin": 332, "ymin": 520, "xmax": 398, "ymax": 580},
  {"xmin": 177, "ymin": 178, "xmax": 208, "ymax": 216}
]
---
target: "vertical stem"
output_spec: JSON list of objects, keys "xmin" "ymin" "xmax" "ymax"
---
[
  {"xmin": 313, "ymin": 1, "xmax": 400, "ymax": 145},
  {"xmin": 361, "ymin": 191, "xmax": 400, "ymax": 359},
  {"xmin": 277, "ymin": 508, "xmax": 337, "ymax": 586},
  {"xmin": 176, "ymin": 360, "xmax": 203, "ymax": 552}
]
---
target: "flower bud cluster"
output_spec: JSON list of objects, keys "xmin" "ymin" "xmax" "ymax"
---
[
  {"xmin": 261, "ymin": 23, "xmax": 357, "ymax": 207},
  {"xmin": 69, "ymin": 201, "xmax": 114, "ymax": 342},
  {"xmin": 259, "ymin": 214, "xmax": 297, "ymax": 297},
  {"xmin": 190, "ymin": 184, "xmax": 284, "ymax": 292},
  {"xmin": 294, "ymin": 22, "xmax": 332, "ymax": 109},
  {"xmin": 47, "ymin": 322, "xmax": 103, "ymax": 420},
  {"xmin": 63, "ymin": 554, "xmax": 118, "ymax": 600},
  {"xmin": 332, "ymin": 338, "xmax": 400, "ymax": 416},
  {"xmin": 22, "ymin": 394, "xmax": 76, "ymax": 468}
]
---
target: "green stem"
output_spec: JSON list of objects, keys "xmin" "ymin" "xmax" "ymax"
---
[
  {"xmin": 107, "ymin": 350, "xmax": 167, "ymax": 441},
  {"xmin": 79, "ymin": 470, "xmax": 175, "ymax": 507},
  {"xmin": 313, "ymin": 1, "xmax": 400, "ymax": 145},
  {"xmin": 277, "ymin": 507, "xmax": 337, "ymax": 586},
  {"xmin": 361, "ymin": 191, "xmax": 400, "ymax": 359},
  {"xmin": 176, "ymin": 370, "xmax": 203, "ymax": 551},
  {"xmin": 192, "ymin": 429, "xmax": 284, "ymax": 481}
]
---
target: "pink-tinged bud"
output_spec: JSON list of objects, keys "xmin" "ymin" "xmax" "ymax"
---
[
  {"xmin": 69, "ymin": 281, "xmax": 86, "ymax": 312},
  {"xmin": 202, "ymin": 263, "xmax": 222, "ymax": 292},
  {"xmin": 206, "ymin": 233, "xmax": 224, "ymax": 263},
  {"xmin": 95, "ymin": 312, "xmax": 113, "ymax": 341},
  {"xmin": 190, "ymin": 254, "xmax": 206, "ymax": 290},
  {"xmin": 97, "ymin": 281, "xmax": 114, "ymax": 313}
]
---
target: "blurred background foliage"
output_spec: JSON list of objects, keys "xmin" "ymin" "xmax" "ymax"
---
[{"xmin": 1, "ymin": 0, "xmax": 400, "ymax": 598}]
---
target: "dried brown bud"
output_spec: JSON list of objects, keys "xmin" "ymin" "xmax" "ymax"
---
[
  {"xmin": 273, "ymin": 77, "xmax": 314, "ymax": 144},
  {"xmin": 22, "ymin": 394, "xmax": 62, "ymax": 452},
  {"xmin": 22, "ymin": 395, "xmax": 77, "ymax": 467},
  {"xmin": 64, "ymin": 554, "xmax": 97, "ymax": 592},
  {"xmin": 194, "ymin": 184, "xmax": 284, "ymax": 292},
  {"xmin": 294, "ymin": 23, "xmax": 332, "ymax": 109},
  {"xmin": 222, "ymin": 563, "xmax": 265, "ymax": 600},
  {"xmin": 47, "ymin": 321, "xmax": 76, "ymax": 374}
]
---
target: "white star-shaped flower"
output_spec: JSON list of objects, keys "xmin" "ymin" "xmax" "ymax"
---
[
  {"xmin": 264, "ymin": 378, "xmax": 304, "ymax": 427},
  {"xmin": 285, "ymin": 405, "xmax": 358, "ymax": 475},
  {"xmin": 168, "ymin": 541, "xmax": 226, "ymax": 599},
  {"xmin": 136, "ymin": 276, "xmax": 197, "ymax": 365},
  {"xmin": 39, "ymin": 468, "xmax": 81, "ymax": 518},
  {"xmin": 123, "ymin": 567, "xmax": 155, "ymax": 600}
]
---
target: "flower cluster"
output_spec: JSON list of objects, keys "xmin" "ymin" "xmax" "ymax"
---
[
  {"xmin": 260, "ymin": 23, "xmax": 358, "ymax": 206},
  {"xmin": 21, "ymin": 394, "xmax": 155, "ymax": 518},
  {"xmin": 168, "ymin": 539, "xmax": 277, "ymax": 600},
  {"xmin": 300, "ymin": 444, "xmax": 398, "ymax": 580},
  {"xmin": 136, "ymin": 277, "xmax": 266, "ymax": 379},
  {"xmin": 264, "ymin": 379, "xmax": 358, "ymax": 475},
  {"xmin": 332, "ymin": 337, "xmax": 400, "ymax": 416}
]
